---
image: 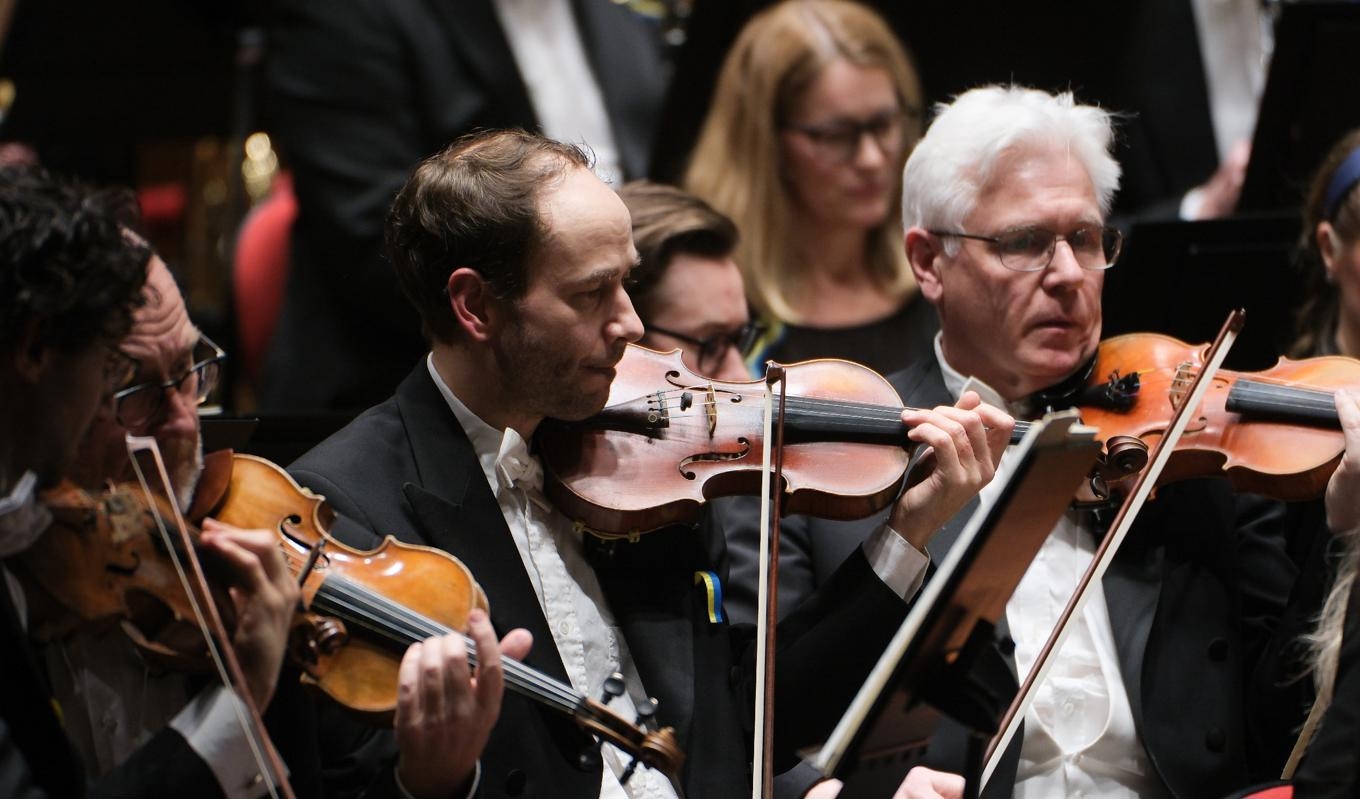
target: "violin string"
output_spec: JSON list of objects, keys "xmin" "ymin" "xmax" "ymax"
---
[
  {"xmin": 629, "ymin": 391, "xmax": 1033, "ymax": 438},
  {"xmin": 315, "ymin": 578, "xmax": 580, "ymax": 708},
  {"xmin": 1229, "ymin": 379, "xmax": 1339, "ymax": 416},
  {"xmin": 312, "ymin": 577, "xmax": 581, "ymax": 711}
]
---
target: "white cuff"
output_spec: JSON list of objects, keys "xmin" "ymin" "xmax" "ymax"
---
[
  {"xmin": 1179, "ymin": 187, "xmax": 1205, "ymax": 221},
  {"xmin": 168, "ymin": 685, "xmax": 283, "ymax": 799},
  {"xmin": 395, "ymin": 759, "xmax": 482, "ymax": 799},
  {"xmin": 863, "ymin": 525, "xmax": 930, "ymax": 601}
]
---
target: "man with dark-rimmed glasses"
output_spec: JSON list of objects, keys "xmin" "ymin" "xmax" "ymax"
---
[{"xmin": 617, "ymin": 180, "xmax": 761, "ymax": 382}]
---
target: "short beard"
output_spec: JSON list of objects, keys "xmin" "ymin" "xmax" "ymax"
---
[{"xmin": 172, "ymin": 437, "xmax": 205, "ymax": 514}]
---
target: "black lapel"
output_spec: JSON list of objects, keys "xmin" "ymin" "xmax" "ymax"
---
[
  {"xmin": 568, "ymin": 0, "xmax": 665, "ymax": 178},
  {"xmin": 1102, "ymin": 531, "xmax": 1164, "ymax": 731},
  {"xmin": 593, "ymin": 528, "xmax": 701, "ymax": 747},
  {"xmin": 394, "ymin": 369, "xmax": 570, "ymax": 685},
  {"xmin": 425, "ymin": 0, "xmax": 537, "ymax": 128}
]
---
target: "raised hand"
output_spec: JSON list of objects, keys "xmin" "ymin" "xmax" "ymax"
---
[
  {"xmin": 888, "ymin": 391, "xmax": 1014, "ymax": 550},
  {"xmin": 394, "ymin": 609, "xmax": 533, "ymax": 798}
]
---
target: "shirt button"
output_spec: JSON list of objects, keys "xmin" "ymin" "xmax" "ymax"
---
[{"xmin": 1062, "ymin": 699, "xmax": 1076, "ymax": 716}]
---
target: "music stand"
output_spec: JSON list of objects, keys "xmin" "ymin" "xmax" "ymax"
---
[
  {"xmin": 803, "ymin": 412, "xmax": 1101, "ymax": 799},
  {"xmin": 1240, "ymin": 1, "xmax": 1360, "ymax": 212}
]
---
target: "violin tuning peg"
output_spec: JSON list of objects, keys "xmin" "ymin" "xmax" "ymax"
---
[
  {"xmin": 634, "ymin": 697, "xmax": 659, "ymax": 730},
  {"xmin": 620, "ymin": 755, "xmax": 642, "ymax": 785},
  {"xmin": 598, "ymin": 672, "xmax": 626, "ymax": 704}
]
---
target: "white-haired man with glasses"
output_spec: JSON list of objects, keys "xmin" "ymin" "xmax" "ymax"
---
[{"xmin": 723, "ymin": 85, "xmax": 1360, "ymax": 799}]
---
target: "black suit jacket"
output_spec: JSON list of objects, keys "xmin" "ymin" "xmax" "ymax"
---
[
  {"xmin": 722, "ymin": 358, "xmax": 1294, "ymax": 799},
  {"xmin": 262, "ymin": 0, "xmax": 667, "ymax": 411},
  {"xmin": 289, "ymin": 363, "xmax": 912, "ymax": 798}
]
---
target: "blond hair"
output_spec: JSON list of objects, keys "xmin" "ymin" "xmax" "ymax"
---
[{"xmin": 684, "ymin": 0, "xmax": 922, "ymax": 323}]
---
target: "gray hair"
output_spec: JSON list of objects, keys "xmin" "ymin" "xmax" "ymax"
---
[{"xmin": 902, "ymin": 85, "xmax": 1121, "ymax": 246}]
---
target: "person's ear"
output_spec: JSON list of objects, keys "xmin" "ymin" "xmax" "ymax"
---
[
  {"xmin": 906, "ymin": 228, "xmax": 945, "ymax": 303},
  {"xmin": 11, "ymin": 318, "xmax": 50, "ymax": 384},
  {"xmin": 446, "ymin": 268, "xmax": 501, "ymax": 342},
  {"xmin": 1318, "ymin": 221, "xmax": 1344, "ymax": 283}
]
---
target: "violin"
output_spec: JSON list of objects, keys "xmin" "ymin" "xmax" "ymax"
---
[
  {"xmin": 17, "ymin": 479, "xmax": 231, "ymax": 668},
  {"xmin": 537, "ymin": 345, "xmax": 1120, "ymax": 538},
  {"xmin": 209, "ymin": 454, "xmax": 685, "ymax": 781},
  {"xmin": 1078, "ymin": 332, "xmax": 1360, "ymax": 502},
  {"xmin": 19, "ymin": 456, "xmax": 684, "ymax": 783}
]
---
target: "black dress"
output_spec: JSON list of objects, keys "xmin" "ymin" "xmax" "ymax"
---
[{"xmin": 755, "ymin": 292, "xmax": 939, "ymax": 378}]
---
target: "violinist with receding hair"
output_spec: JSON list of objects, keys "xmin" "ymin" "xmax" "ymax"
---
[{"xmin": 288, "ymin": 128, "xmax": 1012, "ymax": 799}]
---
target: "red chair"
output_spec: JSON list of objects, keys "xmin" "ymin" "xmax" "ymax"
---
[
  {"xmin": 1220, "ymin": 782, "xmax": 1292, "ymax": 799},
  {"xmin": 232, "ymin": 171, "xmax": 296, "ymax": 386}
]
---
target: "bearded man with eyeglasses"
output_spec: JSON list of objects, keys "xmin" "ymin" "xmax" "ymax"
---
[{"xmin": 49, "ymin": 246, "xmax": 518, "ymax": 799}]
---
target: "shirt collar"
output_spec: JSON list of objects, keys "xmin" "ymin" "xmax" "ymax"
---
[
  {"xmin": 0, "ymin": 471, "xmax": 52, "ymax": 558},
  {"xmin": 425, "ymin": 354, "xmax": 538, "ymax": 494},
  {"xmin": 931, "ymin": 332, "xmax": 1030, "ymax": 418}
]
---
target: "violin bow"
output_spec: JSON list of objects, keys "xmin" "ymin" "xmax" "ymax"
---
[
  {"xmin": 979, "ymin": 309, "xmax": 1246, "ymax": 792},
  {"xmin": 752, "ymin": 363, "xmax": 790, "ymax": 799},
  {"xmin": 124, "ymin": 435, "xmax": 296, "ymax": 799}
]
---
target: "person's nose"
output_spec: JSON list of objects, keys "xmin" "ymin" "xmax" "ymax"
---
[
  {"xmin": 153, "ymin": 383, "xmax": 200, "ymax": 438},
  {"xmin": 852, "ymin": 130, "xmax": 889, "ymax": 169},
  {"xmin": 1043, "ymin": 239, "xmax": 1086, "ymax": 291},
  {"xmin": 711, "ymin": 342, "xmax": 752, "ymax": 382},
  {"xmin": 610, "ymin": 283, "xmax": 645, "ymax": 343}
]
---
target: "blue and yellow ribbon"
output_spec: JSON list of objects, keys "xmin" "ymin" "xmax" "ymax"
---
[{"xmin": 693, "ymin": 570, "xmax": 725, "ymax": 624}]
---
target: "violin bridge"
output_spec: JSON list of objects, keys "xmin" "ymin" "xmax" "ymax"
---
[
  {"xmin": 704, "ymin": 384, "xmax": 717, "ymax": 438},
  {"xmin": 1169, "ymin": 361, "xmax": 1195, "ymax": 410}
]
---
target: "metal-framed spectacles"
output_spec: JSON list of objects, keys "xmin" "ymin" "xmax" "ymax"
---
[
  {"xmin": 929, "ymin": 225, "xmax": 1124, "ymax": 273},
  {"xmin": 646, "ymin": 321, "xmax": 766, "ymax": 373},
  {"xmin": 111, "ymin": 334, "xmax": 226, "ymax": 429}
]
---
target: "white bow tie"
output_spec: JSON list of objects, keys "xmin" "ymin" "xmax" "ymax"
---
[{"xmin": 495, "ymin": 437, "xmax": 551, "ymax": 511}]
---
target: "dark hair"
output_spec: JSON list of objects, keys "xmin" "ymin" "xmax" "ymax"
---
[
  {"xmin": 1290, "ymin": 128, "xmax": 1360, "ymax": 357},
  {"xmin": 386, "ymin": 130, "xmax": 592, "ymax": 342},
  {"xmin": 616, "ymin": 180, "xmax": 739, "ymax": 320},
  {"xmin": 0, "ymin": 165, "xmax": 149, "ymax": 356}
]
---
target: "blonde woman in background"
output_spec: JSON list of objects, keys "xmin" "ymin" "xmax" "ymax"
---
[{"xmin": 685, "ymin": 0, "xmax": 937, "ymax": 377}]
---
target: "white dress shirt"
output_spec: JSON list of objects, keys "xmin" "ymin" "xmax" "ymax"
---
[
  {"xmin": 429, "ymin": 357, "xmax": 674, "ymax": 799},
  {"xmin": 492, "ymin": 0, "xmax": 624, "ymax": 185},
  {"xmin": 426, "ymin": 355, "xmax": 932, "ymax": 797},
  {"xmin": 934, "ymin": 335, "xmax": 1168, "ymax": 799},
  {"xmin": 1190, "ymin": 0, "xmax": 1272, "ymax": 162}
]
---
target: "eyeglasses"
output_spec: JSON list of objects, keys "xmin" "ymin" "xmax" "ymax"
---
[
  {"xmin": 646, "ymin": 321, "xmax": 765, "ymax": 373},
  {"xmin": 111, "ymin": 335, "xmax": 226, "ymax": 428},
  {"xmin": 928, "ymin": 225, "xmax": 1124, "ymax": 273},
  {"xmin": 102, "ymin": 345, "xmax": 138, "ymax": 396},
  {"xmin": 785, "ymin": 109, "xmax": 907, "ymax": 164}
]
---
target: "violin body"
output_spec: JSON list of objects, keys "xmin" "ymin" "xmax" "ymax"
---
[
  {"xmin": 1081, "ymin": 333, "xmax": 1360, "ymax": 501},
  {"xmin": 19, "ymin": 481, "xmax": 227, "ymax": 669},
  {"xmin": 538, "ymin": 345, "xmax": 911, "ymax": 537},
  {"xmin": 213, "ymin": 454, "xmax": 489, "ymax": 723},
  {"xmin": 211, "ymin": 456, "xmax": 685, "ymax": 780}
]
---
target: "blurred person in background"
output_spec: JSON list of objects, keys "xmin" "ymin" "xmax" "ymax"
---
[
  {"xmin": 685, "ymin": 0, "xmax": 937, "ymax": 378},
  {"xmin": 263, "ymin": 0, "xmax": 668, "ymax": 412},
  {"xmin": 617, "ymin": 180, "xmax": 756, "ymax": 382}
]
